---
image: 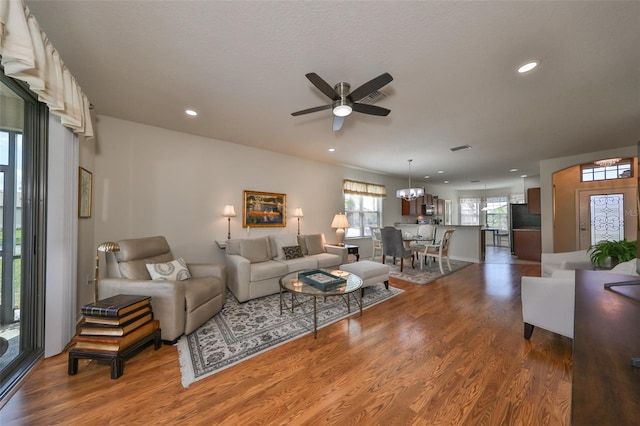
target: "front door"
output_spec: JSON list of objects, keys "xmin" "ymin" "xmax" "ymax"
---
[{"xmin": 577, "ymin": 188, "xmax": 637, "ymax": 250}]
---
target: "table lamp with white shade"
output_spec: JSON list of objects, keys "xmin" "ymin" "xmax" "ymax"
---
[{"xmin": 331, "ymin": 213, "xmax": 350, "ymax": 246}]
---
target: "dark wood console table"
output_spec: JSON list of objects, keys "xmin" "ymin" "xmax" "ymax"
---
[{"xmin": 572, "ymin": 270, "xmax": 640, "ymax": 425}]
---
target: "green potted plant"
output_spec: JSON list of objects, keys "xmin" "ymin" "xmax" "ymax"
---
[{"xmin": 588, "ymin": 239, "xmax": 637, "ymax": 268}]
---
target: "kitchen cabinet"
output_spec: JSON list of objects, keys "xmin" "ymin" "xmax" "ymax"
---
[
  {"xmin": 401, "ymin": 195, "xmax": 424, "ymax": 216},
  {"xmin": 436, "ymin": 198, "xmax": 445, "ymax": 216},
  {"xmin": 527, "ymin": 187, "xmax": 541, "ymax": 214},
  {"xmin": 424, "ymin": 194, "xmax": 434, "ymax": 205},
  {"xmin": 513, "ymin": 229, "xmax": 541, "ymax": 261}
]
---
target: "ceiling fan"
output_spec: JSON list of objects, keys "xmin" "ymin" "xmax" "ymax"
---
[{"xmin": 291, "ymin": 72, "xmax": 393, "ymax": 131}]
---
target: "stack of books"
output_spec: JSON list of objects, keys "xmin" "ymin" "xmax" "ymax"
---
[{"xmin": 75, "ymin": 294, "xmax": 158, "ymax": 352}]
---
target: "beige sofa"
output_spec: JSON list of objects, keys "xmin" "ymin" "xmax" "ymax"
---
[
  {"xmin": 100, "ymin": 236, "xmax": 226, "ymax": 342},
  {"xmin": 226, "ymin": 233, "xmax": 347, "ymax": 302}
]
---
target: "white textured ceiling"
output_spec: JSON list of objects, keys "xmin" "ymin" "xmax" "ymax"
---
[{"xmin": 25, "ymin": 1, "xmax": 640, "ymax": 189}]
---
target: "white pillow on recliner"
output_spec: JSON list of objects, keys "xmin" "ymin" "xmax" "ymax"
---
[{"xmin": 146, "ymin": 258, "xmax": 192, "ymax": 281}]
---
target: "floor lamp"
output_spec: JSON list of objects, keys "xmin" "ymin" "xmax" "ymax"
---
[
  {"xmin": 331, "ymin": 213, "xmax": 350, "ymax": 246},
  {"xmin": 94, "ymin": 241, "xmax": 120, "ymax": 302},
  {"xmin": 222, "ymin": 205, "xmax": 237, "ymax": 240},
  {"xmin": 293, "ymin": 208, "xmax": 304, "ymax": 235}
]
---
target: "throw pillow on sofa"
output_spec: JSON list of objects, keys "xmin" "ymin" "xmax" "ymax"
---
[
  {"xmin": 146, "ymin": 258, "xmax": 192, "ymax": 281},
  {"xmin": 240, "ymin": 237, "xmax": 271, "ymax": 263},
  {"xmin": 305, "ymin": 234, "xmax": 325, "ymax": 255},
  {"xmin": 274, "ymin": 234, "xmax": 299, "ymax": 260},
  {"xmin": 283, "ymin": 245, "xmax": 304, "ymax": 260},
  {"xmin": 297, "ymin": 235, "xmax": 308, "ymax": 255}
]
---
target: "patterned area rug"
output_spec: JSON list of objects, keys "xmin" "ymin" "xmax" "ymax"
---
[
  {"xmin": 384, "ymin": 258, "xmax": 472, "ymax": 284},
  {"xmin": 177, "ymin": 284, "xmax": 403, "ymax": 387}
]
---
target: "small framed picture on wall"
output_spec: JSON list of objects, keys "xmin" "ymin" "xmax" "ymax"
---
[{"xmin": 78, "ymin": 167, "xmax": 92, "ymax": 218}]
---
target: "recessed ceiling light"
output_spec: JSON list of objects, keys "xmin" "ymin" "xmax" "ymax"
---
[
  {"xmin": 521, "ymin": 174, "xmax": 528, "ymax": 178},
  {"xmin": 517, "ymin": 61, "xmax": 539, "ymax": 73},
  {"xmin": 437, "ymin": 170, "xmax": 444, "ymax": 174},
  {"xmin": 328, "ymin": 148, "xmax": 336, "ymax": 152},
  {"xmin": 510, "ymin": 168, "xmax": 518, "ymax": 172},
  {"xmin": 185, "ymin": 109, "xmax": 198, "ymax": 116},
  {"xmin": 424, "ymin": 175, "xmax": 430, "ymax": 179},
  {"xmin": 444, "ymin": 180, "xmax": 449, "ymax": 184}
]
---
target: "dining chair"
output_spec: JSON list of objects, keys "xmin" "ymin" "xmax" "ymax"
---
[
  {"xmin": 410, "ymin": 224, "xmax": 436, "ymax": 256},
  {"xmin": 417, "ymin": 229, "xmax": 455, "ymax": 274},
  {"xmin": 381, "ymin": 226, "xmax": 414, "ymax": 272},
  {"xmin": 496, "ymin": 229, "xmax": 510, "ymax": 247},
  {"xmin": 370, "ymin": 227, "xmax": 383, "ymax": 260}
]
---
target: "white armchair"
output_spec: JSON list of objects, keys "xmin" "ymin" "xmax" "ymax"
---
[
  {"xmin": 522, "ymin": 259, "xmax": 638, "ymax": 340},
  {"xmin": 522, "ymin": 270, "xmax": 576, "ymax": 339},
  {"xmin": 540, "ymin": 249, "xmax": 596, "ymax": 277}
]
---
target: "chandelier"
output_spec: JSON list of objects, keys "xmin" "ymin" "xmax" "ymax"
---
[
  {"xmin": 594, "ymin": 157, "xmax": 622, "ymax": 167},
  {"xmin": 396, "ymin": 159, "xmax": 424, "ymax": 201}
]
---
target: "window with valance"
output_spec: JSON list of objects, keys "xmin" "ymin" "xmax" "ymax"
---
[
  {"xmin": 342, "ymin": 179, "xmax": 387, "ymax": 198},
  {"xmin": 343, "ymin": 180, "xmax": 385, "ymax": 238}
]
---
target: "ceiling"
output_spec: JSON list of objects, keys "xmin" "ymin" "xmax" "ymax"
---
[{"xmin": 25, "ymin": 1, "xmax": 640, "ymax": 190}]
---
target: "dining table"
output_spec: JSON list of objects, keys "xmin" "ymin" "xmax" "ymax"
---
[
  {"xmin": 481, "ymin": 227, "xmax": 500, "ymax": 246},
  {"xmin": 402, "ymin": 235, "xmax": 435, "ymax": 250}
]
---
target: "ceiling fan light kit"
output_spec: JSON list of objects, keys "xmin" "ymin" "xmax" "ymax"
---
[
  {"xmin": 292, "ymin": 72, "xmax": 393, "ymax": 131},
  {"xmin": 333, "ymin": 101, "xmax": 352, "ymax": 117}
]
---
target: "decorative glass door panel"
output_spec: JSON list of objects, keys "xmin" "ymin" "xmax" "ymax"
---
[
  {"xmin": 590, "ymin": 193, "xmax": 624, "ymax": 243},
  {"xmin": 578, "ymin": 188, "xmax": 636, "ymax": 250}
]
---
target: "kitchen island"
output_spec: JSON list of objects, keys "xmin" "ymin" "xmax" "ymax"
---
[{"xmin": 512, "ymin": 228, "xmax": 541, "ymax": 261}]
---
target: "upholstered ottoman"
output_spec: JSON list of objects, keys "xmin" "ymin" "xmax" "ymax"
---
[{"xmin": 339, "ymin": 260, "xmax": 390, "ymax": 296}]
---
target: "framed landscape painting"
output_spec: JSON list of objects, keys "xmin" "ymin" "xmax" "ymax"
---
[{"xmin": 243, "ymin": 190, "xmax": 286, "ymax": 228}]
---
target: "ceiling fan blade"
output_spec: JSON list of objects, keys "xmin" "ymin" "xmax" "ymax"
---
[
  {"xmin": 305, "ymin": 73, "xmax": 339, "ymax": 100},
  {"xmin": 351, "ymin": 103, "xmax": 391, "ymax": 116},
  {"xmin": 291, "ymin": 104, "xmax": 332, "ymax": 116},
  {"xmin": 333, "ymin": 115, "xmax": 345, "ymax": 131},
  {"xmin": 348, "ymin": 72, "xmax": 393, "ymax": 102}
]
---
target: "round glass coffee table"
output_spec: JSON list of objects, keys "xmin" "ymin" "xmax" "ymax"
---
[{"xmin": 279, "ymin": 269, "xmax": 363, "ymax": 338}]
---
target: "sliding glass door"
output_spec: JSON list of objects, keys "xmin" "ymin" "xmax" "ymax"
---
[{"xmin": 0, "ymin": 73, "xmax": 47, "ymax": 400}]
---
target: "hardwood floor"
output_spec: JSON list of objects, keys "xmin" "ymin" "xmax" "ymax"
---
[{"xmin": 0, "ymin": 263, "xmax": 572, "ymax": 425}]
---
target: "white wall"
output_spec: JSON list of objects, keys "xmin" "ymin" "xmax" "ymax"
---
[
  {"xmin": 540, "ymin": 144, "xmax": 637, "ymax": 252},
  {"xmin": 92, "ymin": 116, "xmax": 408, "ymax": 271}
]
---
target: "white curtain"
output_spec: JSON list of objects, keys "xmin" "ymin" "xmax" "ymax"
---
[
  {"xmin": 45, "ymin": 115, "xmax": 78, "ymax": 357},
  {"xmin": 0, "ymin": 0, "xmax": 94, "ymax": 138}
]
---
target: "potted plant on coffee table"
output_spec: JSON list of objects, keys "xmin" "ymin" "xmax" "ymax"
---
[{"xmin": 588, "ymin": 239, "xmax": 637, "ymax": 268}]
